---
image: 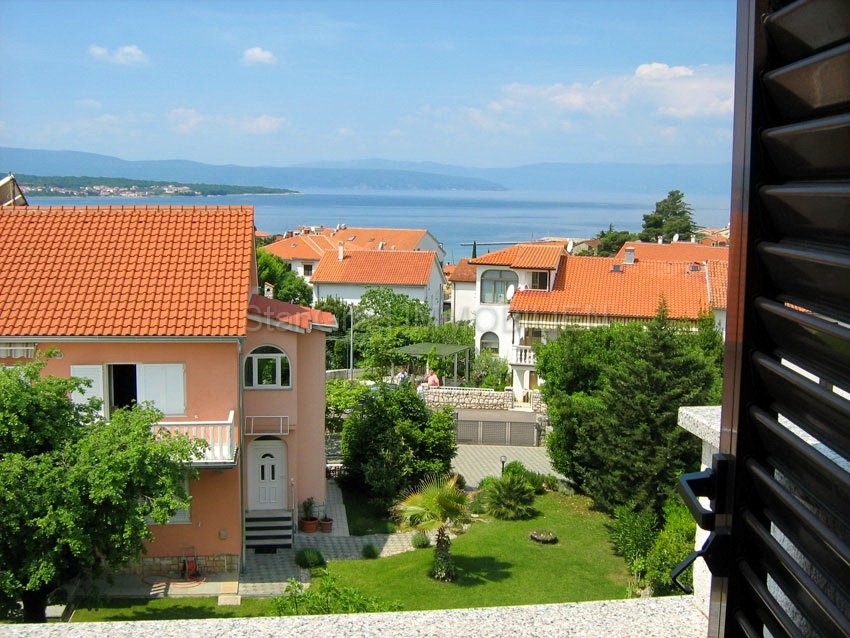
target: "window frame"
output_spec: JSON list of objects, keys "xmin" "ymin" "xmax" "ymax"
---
[
  {"xmin": 530, "ymin": 271, "xmax": 549, "ymax": 290},
  {"xmin": 480, "ymin": 269, "xmax": 518, "ymax": 304},
  {"xmin": 244, "ymin": 345, "xmax": 292, "ymax": 390},
  {"xmin": 480, "ymin": 331, "xmax": 500, "ymax": 353}
]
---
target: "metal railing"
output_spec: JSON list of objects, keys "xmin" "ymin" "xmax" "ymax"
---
[
  {"xmin": 157, "ymin": 410, "xmax": 235, "ymax": 464},
  {"xmin": 245, "ymin": 415, "xmax": 291, "ymax": 436}
]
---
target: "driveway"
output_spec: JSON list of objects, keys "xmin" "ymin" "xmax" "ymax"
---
[{"xmin": 452, "ymin": 444, "xmax": 563, "ymax": 488}]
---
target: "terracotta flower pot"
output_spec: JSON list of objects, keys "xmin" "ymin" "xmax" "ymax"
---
[
  {"xmin": 300, "ymin": 517, "xmax": 318, "ymax": 533},
  {"xmin": 320, "ymin": 518, "xmax": 333, "ymax": 533}
]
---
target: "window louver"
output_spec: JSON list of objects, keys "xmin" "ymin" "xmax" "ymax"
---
[{"xmin": 704, "ymin": 0, "xmax": 850, "ymax": 636}]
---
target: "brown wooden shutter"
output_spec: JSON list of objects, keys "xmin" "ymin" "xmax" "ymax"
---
[{"xmin": 688, "ymin": 1, "xmax": 850, "ymax": 636}]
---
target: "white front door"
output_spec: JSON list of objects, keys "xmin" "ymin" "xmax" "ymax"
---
[{"xmin": 249, "ymin": 440, "xmax": 286, "ymax": 510}]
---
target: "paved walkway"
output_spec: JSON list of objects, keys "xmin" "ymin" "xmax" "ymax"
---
[{"xmin": 452, "ymin": 443, "xmax": 563, "ymax": 488}]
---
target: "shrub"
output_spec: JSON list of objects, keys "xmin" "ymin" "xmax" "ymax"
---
[
  {"xmin": 411, "ymin": 531, "xmax": 431, "ymax": 549},
  {"xmin": 503, "ymin": 461, "xmax": 546, "ymax": 494},
  {"xmin": 483, "ymin": 473, "xmax": 536, "ymax": 520},
  {"xmin": 273, "ymin": 572, "xmax": 401, "ymax": 615},
  {"xmin": 646, "ymin": 499, "xmax": 697, "ymax": 596},
  {"xmin": 361, "ymin": 543, "xmax": 380, "ymax": 559},
  {"xmin": 295, "ymin": 547, "xmax": 326, "ymax": 569},
  {"xmin": 610, "ymin": 504, "xmax": 658, "ymax": 580}
]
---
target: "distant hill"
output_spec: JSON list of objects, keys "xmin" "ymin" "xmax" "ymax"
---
[
  {"xmin": 0, "ymin": 147, "xmax": 731, "ymax": 194},
  {"xmin": 15, "ymin": 174, "xmax": 297, "ymax": 197},
  {"xmin": 0, "ymin": 148, "xmax": 506, "ymax": 192}
]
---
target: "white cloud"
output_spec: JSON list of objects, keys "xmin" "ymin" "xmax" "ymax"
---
[
  {"xmin": 241, "ymin": 47, "xmax": 277, "ymax": 65},
  {"xmin": 168, "ymin": 108, "xmax": 205, "ymax": 134},
  {"xmin": 635, "ymin": 62, "xmax": 694, "ymax": 80},
  {"xmin": 88, "ymin": 44, "xmax": 148, "ymax": 65},
  {"xmin": 241, "ymin": 115, "xmax": 285, "ymax": 134},
  {"xmin": 75, "ymin": 99, "xmax": 102, "ymax": 110}
]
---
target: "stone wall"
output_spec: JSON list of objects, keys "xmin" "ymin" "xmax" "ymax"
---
[
  {"xmin": 530, "ymin": 389, "xmax": 547, "ymax": 414},
  {"xmin": 121, "ymin": 553, "xmax": 239, "ymax": 576},
  {"xmin": 422, "ymin": 386, "xmax": 514, "ymax": 410}
]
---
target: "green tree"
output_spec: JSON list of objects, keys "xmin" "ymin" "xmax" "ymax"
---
[
  {"xmin": 537, "ymin": 302, "xmax": 721, "ymax": 515},
  {"xmin": 0, "ymin": 359, "xmax": 203, "ymax": 622},
  {"xmin": 470, "ymin": 349, "xmax": 510, "ymax": 389},
  {"xmin": 594, "ymin": 224, "xmax": 639, "ymax": 256},
  {"xmin": 638, "ymin": 190, "xmax": 696, "ymax": 243},
  {"xmin": 325, "ymin": 379, "xmax": 370, "ymax": 433},
  {"xmin": 315, "ymin": 297, "xmax": 355, "ymax": 370},
  {"xmin": 256, "ymin": 248, "xmax": 313, "ymax": 306},
  {"xmin": 357, "ymin": 287, "xmax": 432, "ymax": 329},
  {"xmin": 340, "ymin": 384, "xmax": 456, "ymax": 505},
  {"xmin": 393, "ymin": 474, "xmax": 469, "ymax": 582}
]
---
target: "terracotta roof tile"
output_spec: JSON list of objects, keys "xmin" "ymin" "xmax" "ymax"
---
[
  {"xmin": 470, "ymin": 242, "xmax": 565, "ymax": 269},
  {"xmin": 248, "ymin": 295, "xmax": 337, "ymax": 332},
  {"xmin": 448, "ymin": 258, "xmax": 476, "ymax": 283},
  {"xmin": 310, "ymin": 250, "xmax": 437, "ymax": 286},
  {"xmin": 613, "ymin": 241, "xmax": 729, "ymax": 263},
  {"xmin": 263, "ymin": 226, "xmax": 433, "ymax": 262},
  {"xmin": 0, "ymin": 206, "xmax": 254, "ymax": 337},
  {"xmin": 707, "ymin": 260, "xmax": 728, "ymax": 309},
  {"xmin": 510, "ymin": 255, "xmax": 721, "ymax": 320}
]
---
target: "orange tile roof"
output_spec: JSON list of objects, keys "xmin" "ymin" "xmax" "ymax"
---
[
  {"xmin": 448, "ymin": 258, "xmax": 477, "ymax": 283},
  {"xmin": 264, "ymin": 226, "xmax": 432, "ymax": 262},
  {"xmin": 0, "ymin": 206, "xmax": 254, "ymax": 337},
  {"xmin": 613, "ymin": 241, "xmax": 729, "ymax": 263},
  {"xmin": 470, "ymin": 242, "xmax": 565, "ymax": 269},
  {"xmin": 263, "ymin": 235, "xmax": 325, "ymax": 261},
  {"xmin": 707, "ymin": 260, "xmax": 728, "ymax": 309},
  {"xmin": 510, "ymin": 255, "xmax": 721, "ymax": 320},
  {"xmin": 248, "ymin": 295, "xmax": 337, "ymax": 332},
  {"xmin": 310, "ymin": 250, "xmax": 437, "ymax": 286}
]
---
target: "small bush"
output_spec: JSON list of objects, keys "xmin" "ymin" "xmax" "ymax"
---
[
  {"xmin": 483, "ymin": 473, "xmax": 536, "ymax": 520},
  {"xmin": 295, "ymin": 547, "xmax": 326, "ymax": 569},
  {"xmin": 503, "ymin": 461, "xmax": 547, "ymax": 494},
  {"xmin": 646, "ymin": 500, "xmax": 696, "ymax": 596},
  {"xmin": 411, "ymin": 531, "xmax": 431, "ymax": 549},
  {"xmin": 361, "ymin": 543, "xmax": 380, "ymax": 559},
  {"xmin": 453, "ymin": 473, "xmax": 467, "ymax": 491},
  {"xmin": 273, "ymin": 572, "xmax": 401, "ymax": 615},
  {"xmin": 610, "ymin": 504, "xmax": 658, "ymax": 579}
]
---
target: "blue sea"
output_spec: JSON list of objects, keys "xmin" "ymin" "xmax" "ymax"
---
[{"xmin": 28, "ymin": 190, "xmax": 731, "ymax": 263}]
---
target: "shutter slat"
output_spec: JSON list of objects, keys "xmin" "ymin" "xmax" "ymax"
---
[
  {"xmin": 755, "ymin": 298, "xmax": 850, "ymax": 385},
  {"xmin": 764, "ymin": 0, "xmax": 850, "ymax": 64},
  {"xmin": 742, "ymin": 510, "xmax": 850, "ymax": 637},
  {"xmin": 751, "ymin": 355, "xmax": 850, "ymax": 461},
  {"xmin": 760, "ymin": 182, "xmax": 850, "ymax": 243},
  {"xmin": 758, "ymin": 241, "xmax": 850, "ymax": 315},
  {"xmin": 746, "ymin": 459, "xmax": 850, "ymax": 601},
  {"xmin": 737, "ymin": 559, "xmax": 804, "ymax": 638},
  {"xmin": 762, "ymin": 113, "xmax": 850, "ymax": 179},
  {"xmin": 763, "ymin": 42, "xmax": 850, "ymax": 120},
  {"xmin": 750, "ymin": 402, "xmax": 850, "ymax": 533}
]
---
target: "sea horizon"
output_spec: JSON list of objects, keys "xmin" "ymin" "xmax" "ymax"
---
[{"xmin": 27, "ymin": 189, "xmax": 731, "ymax": 263}]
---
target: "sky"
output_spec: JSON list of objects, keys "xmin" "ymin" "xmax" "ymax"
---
[{"xmin": 0, "ymin": 0, "xmax": 737, "ymax": 168}]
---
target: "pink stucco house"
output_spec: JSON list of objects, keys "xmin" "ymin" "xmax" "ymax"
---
[{"xmin": 0, "ymin": 205, "xmax": 336, "ymax": 572}]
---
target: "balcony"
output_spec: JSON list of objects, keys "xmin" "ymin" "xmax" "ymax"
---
[
  {"xmin": 245, "ymin": 415, "xmax": 291, "ymax": 436},
  {"xmin": 157, "ymin": 410, "xmax": 236, "ymax": 467},
  {"xmin": 511, "ymin": 345, "xmax": 537, "ymax": 366}
]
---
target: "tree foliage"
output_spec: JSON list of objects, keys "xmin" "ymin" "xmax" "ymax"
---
[
  {"xmin": 0, "ymin": 359, "xmax": 203, "ymax": 622},
  {"xmin": 340, "ymin": 384, "xmax": 456, "ymax": 505},
  {"xmin": 256, "ymin": 248, "xmax": 313, "ymax": 306},
  {"xmin": 592, "ymin": 224, "xmax": 639, "ymax": 256},
  {"xmin": 325, "ymin": 379, "xmax": 371, "ymax": 433},
  {"xmin": 470, "ymin": 349, "xmax": 510, "ymax": 390},
  {"xmin": 537, "ymin": 302, "xmax": 722, "ymax": 515},
  {"xmin": 638, "ymin": 190, "xmax": 696, "ymax": 243}
]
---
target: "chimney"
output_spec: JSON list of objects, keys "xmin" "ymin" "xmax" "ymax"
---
[
  {"xmin": 624, "ymin": 246, "xmax": 635, "ymax": 265},
  {"xmin": 263, "ymin": 282, "xmax": 274, "ymax": 299},
  {"xmin": 691, "ymin": 234, "xmax": 696, "ymax": 243},
  {"xmin": 657, "ymin": 236, "xmax": 663, "ymax": 244},
  {"xmin": 338, "ymin": 241, "xmax": 344, "ymax": 262}
]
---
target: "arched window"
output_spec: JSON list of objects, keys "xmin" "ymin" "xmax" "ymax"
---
[
  {"xmin": 480, "ymin": 332, "xmax": 499, "ymax": 353},
  {"xmin": 480, "ymin": 269, "xmax": 518, "ymax": 304},
  {"xmin": 244, "ymin": 345, "xmax": 291, "ymax": 389}
]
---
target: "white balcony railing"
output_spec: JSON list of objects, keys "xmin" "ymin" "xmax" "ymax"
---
[
  {"xmin": 157, "ymin": 410, "xmax": 235, "ymax": 465},
  {"xmin": 512, "ymin": 345, "xmax": 537, "ymax": 366},
  {"xmin": 245, "ymin": 415, "xmax": 290, "ymax": 436}
]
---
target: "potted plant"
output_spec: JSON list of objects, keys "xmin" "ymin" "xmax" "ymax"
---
[
  {"xmin": 320, "ymin": 514, "xmax": 334, "ymax": 533},
  {"xmin": 299, "ymin": 497, "xmax": 318, "ymax": 533}
]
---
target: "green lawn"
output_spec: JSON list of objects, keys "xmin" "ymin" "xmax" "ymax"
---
[
  {"xmin": 328, "ymin": 491, "xmax": 629, "ymax": 610},
  {"xmin": 340, "ymin": 485, "xmax": 398, "ymax": 535},
  {"xmin": 71, "ymin": 597, "xmax": 275, "ymax": 622},
  {"xmin": 71, "ymin": 491, "xmax": 628, "ymax": 621}
]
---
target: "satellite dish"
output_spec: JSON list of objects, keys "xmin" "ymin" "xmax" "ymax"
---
[
  {"xmin": 673, "ymin": 233, "xmax": 680, "ymax": 243},
  {"xmin": 567, "ymin": 239, "xmax": 574, "ymax": 254},
  {"xmin": 506, "ymin": 284, "xmax": 516, "ymax": 301}
]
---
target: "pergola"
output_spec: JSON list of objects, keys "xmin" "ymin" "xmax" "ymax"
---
[{"xmin": 394, "ymin": 342, "xmax": 471, "ymax": 386}]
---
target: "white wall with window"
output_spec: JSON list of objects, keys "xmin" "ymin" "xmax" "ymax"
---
[
  {"xmin": 71, "ymin": 363, "xmax": 185, "ymax": 416},
  {"xmin": 479, "ymin": 269, "xmax": 519, "ymax": 304},
  {"xmin": 244, "ymin": 345, "xmax": 292, "ymax": 389}
]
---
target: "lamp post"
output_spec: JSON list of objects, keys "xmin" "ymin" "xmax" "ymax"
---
[{"xmin": 500, "ymin": 455, "xmax": 507, "ymax": 475}]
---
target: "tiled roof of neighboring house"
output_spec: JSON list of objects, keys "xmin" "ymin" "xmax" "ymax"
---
[
  {"xmin": 699, "ymin": 234, "xmax": 729, "ymax": 247},
  {"xmin": 613, "ymin": 241, "xmax": 730, "ymax": 263},
  {"xmin": 248, "ymin": 295, "xmax": 337, "ymax": 332},
  {"xmin": 470, "ymin": 242, "xmax": 565, "ymax": 269},
  {"xmin": 310, "ymin": 250, "xmax": 438, "ymax": 286},
  {"xmin": 448, "ymin": 258, "xmax": 477, "ymax": 283},
  {"xmin": 510, "ymin": 255, "xmax": 721, "ymax": 320},
  {"xmin": 707, "ymin": 260, "xmax": 729, "ymax": 309},
  {"xmin": 0, "ymin": 206, "xmax": 254, "ymax": 337},
  {"xmin": 264, "ymin": 226, "xmax": 435, "ymax": 262}
]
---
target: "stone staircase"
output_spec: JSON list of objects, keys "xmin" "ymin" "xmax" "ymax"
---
[{"xmin": 245, "ymin": 509, "xmax": 294, "ymax": 551}]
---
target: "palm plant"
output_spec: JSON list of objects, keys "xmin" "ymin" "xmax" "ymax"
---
[{"xmin": 393, "ymin": 473, "xmax": 469, "ymax": 582}]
